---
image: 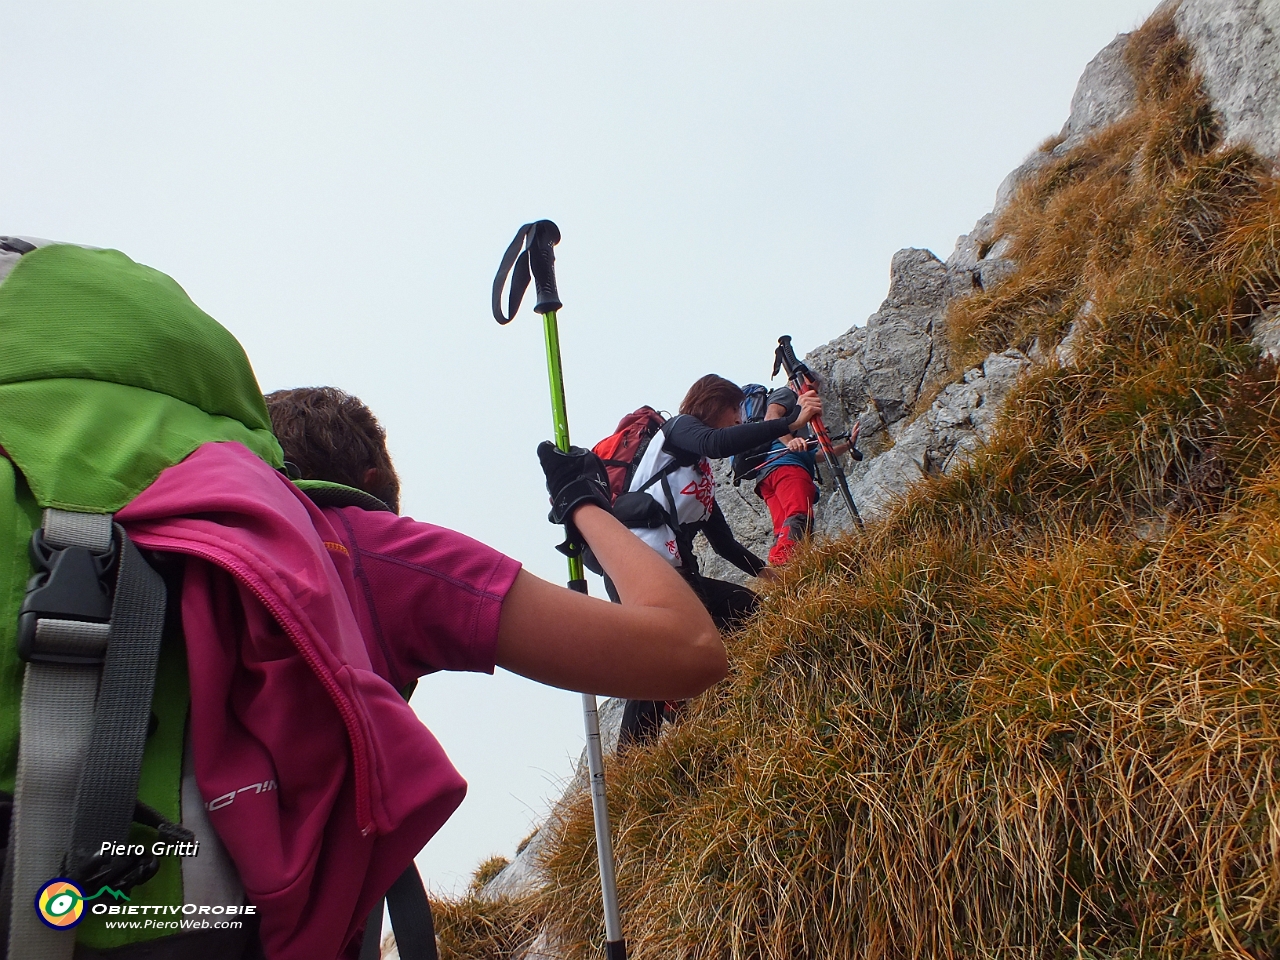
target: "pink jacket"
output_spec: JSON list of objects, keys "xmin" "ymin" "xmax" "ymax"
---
[{"xmin": 117, "ymin": 441, "xmax": 515, "ymax": 959}]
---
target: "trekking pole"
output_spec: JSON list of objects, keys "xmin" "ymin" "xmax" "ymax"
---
[
  {"xmin": 772, "ymin": 335, "xmax": 864, "ymax": 528},
  {"xmin": 493, "ymin": 221, "xmax": 627, "ymax": 960}
]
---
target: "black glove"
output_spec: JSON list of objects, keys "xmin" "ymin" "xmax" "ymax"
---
[{"xmin": 537, "ymin": 441, "xmax": 613, "ymax": 556}]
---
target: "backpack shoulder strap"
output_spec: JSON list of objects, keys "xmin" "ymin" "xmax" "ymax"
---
[
  {"xmin": 293, "ymin": 479, "xmax": 394, "ymax": 513},
  {"xmin": 633, "ymin": 425, "xmax": 681, "ymax": 494},
  {"xmin": 6, "ymin": 509, "xmax": 179, "ymax": 958},
  {"xmin": 636, "ymin": 457, "xmax": 681, "ymax": 494},
  {"xmin": 360, "ymin": 864, "xmax": 438, "ymax": 960}
]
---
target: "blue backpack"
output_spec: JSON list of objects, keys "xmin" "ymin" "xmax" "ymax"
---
[{"xmin": 730, "ymin": 384, "xmax": 773, "ymax": 484}]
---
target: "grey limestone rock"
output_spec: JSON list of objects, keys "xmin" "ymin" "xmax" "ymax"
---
[
  {"xmin": 387, "ymin": 927, "xmax": 564, "ymax": 960},
  {"xmin": 985, "ymin": 235, "xmax": 1015, "ymax": 260},
  {"xmin": 475, "ymin": 826, "xmax": 549, "ymax": 902},
  {"xmin": 1060, "ymin": 33, "xmax": 1140, "ymax": 146},
  {"xmin": 946, "ymin": 212, "xmax": 998, "ymax": 274},
  {"xmin": 977, "ymin": 256, "xmax": 1019, "ymax": 293},
  {"xmin": 1253, "ymin": 305, "xmax": 1280, "ymax": 359},
  {"xmin": 860, "ymin": 260, "xmax": 946, "ymax": 419},
  {"xmin": 515, "ymin": 929, "xmax": 566, "ymax": 960},
  {"xmin": 993, "ymin": 149, "xmax": 1057, "ymax": 218},
  {"xmin": 948, "ymin": 224, "xmax": 1015, "ymax": 294},
  {"xmin": 1178, "ymin": 0, "xmax": 1280, "ymax": 161},
  {"xmin": 477, "ymin": 698, "xmax": 625, "ymax": 903},
  {"xmin": 994, "ymin": 33, "xmax": 1138, "ymax": 218},
  {"xmin": 1055, "ymin": 301, "xmax": 1095, "ymax": 368},
  {"xmin": 1055, "ymin": 321, "xmax": 1086, "ymax": 367},
  {"xmin": 849, "ymin": 350, "xmax": 1032, "ymax": 521},
  {"xmin": 834, "ymin": 248, "xmax": 954, "ymax": 422}
]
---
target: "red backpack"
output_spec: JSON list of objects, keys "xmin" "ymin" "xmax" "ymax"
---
[{"xmin": 592, "ymin": 406, "xmax": 667, "ymax": 501}]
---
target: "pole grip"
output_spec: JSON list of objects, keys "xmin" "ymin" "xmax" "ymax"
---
[
  {"xmin": 528, "ymin": 220, "xmax": 563, "ymax": 315},
  {"xmin": 773, "ymin": 335, "xmax": 809, "ymax": 382},
  {"xmin": 492, "ymin": 220, "xmax": 562, "ymax": 323}
]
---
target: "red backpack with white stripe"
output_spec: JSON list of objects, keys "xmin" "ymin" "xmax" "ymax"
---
[{"xmin": 591, "ymin": 406, "xmax": 666, "ymax": 502}]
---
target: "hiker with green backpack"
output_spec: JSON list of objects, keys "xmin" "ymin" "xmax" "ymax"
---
[{"xmin": 0, "ymin": 236, "xmax": 724, "ymax": 960}]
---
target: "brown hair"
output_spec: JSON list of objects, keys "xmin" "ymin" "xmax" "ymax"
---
[
  {"xmin": 679, "ymin": 374, "xmax": 745, "ymax": 424},
  {"xmin": 265, "ymin": 387, "xmax": 401, "ymax": 513}
]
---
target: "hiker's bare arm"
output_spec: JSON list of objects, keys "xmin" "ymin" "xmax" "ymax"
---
[
  {"xmin": 766, "ymin": 394, "xmax": 822, "ymax": 428},
  {"xmin": 495, "ymin": 505, "xmax": 725, "ymax": 700},
  {"xmin": 768, "ymin": 404, "xmax": 812, "ymax": 450},
  {"xmin": 816, "ymin": 440, "xmax": 850, "ymax": 460}
]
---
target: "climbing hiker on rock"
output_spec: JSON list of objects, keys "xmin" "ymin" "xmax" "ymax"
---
[
  {"xmin": 753, "ymin": 385, "xmax": 852, "ymax": 566},
  {"xmin": 0, "ymin": 236, "xmax": 724, "ymax": 960},
  {"xmin": 607, "ymin": 373, "xmax": 821, "ymax": 748}
]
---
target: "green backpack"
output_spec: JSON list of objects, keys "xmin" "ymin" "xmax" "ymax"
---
[{"xmin": 0, "ymin": 237, "xmax": 281, "ymax": 956}]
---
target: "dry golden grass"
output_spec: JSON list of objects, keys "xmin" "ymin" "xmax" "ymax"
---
[
  {"xmin": 470, "ymin": 856, "xmax": 512, "ymax": 894},
  {"xmin": 428, "ymin": 894, "xmax": 543, "ymax": 960},
  {"xmin": 419, "ymin": 856, "xmax": 545, "ymax": 960},
  {"xmin": 435, "ymin": 7, "xmax": 1280, "ymax": 958}
]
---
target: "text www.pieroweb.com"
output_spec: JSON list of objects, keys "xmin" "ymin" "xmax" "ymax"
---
[{"xmin": 97, "ymin": 902, "xmax": 255, "ymax": 931}]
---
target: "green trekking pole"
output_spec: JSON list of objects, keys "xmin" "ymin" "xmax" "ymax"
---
[{"xmin": 493, "ymin": 221, "xmax": 627, "ymax": 960}]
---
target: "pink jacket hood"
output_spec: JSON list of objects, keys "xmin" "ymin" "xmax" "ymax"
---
[{"xmin": 118, "ymin": 442, "xmax": 466, "ymax": 959}]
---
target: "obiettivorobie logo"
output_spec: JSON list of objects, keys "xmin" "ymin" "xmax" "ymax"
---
[
  {"xmin": 35, "ymin": 878, "xmax": 129, "ymax": 930},
  {"xmin": 35, "ymin": 876, "xmax": 257, "ymax": 932}
]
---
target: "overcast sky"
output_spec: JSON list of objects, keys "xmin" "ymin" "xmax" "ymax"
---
[{"xmin": 3, "ymin": 1, "xmax": 1159, "ymax": 896}]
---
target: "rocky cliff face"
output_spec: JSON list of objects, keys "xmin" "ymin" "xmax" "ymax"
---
[
  {"xmin": 477, "ymin": 0, "xmax": 1280, "ymax": 920},
  {"xmin": 694, "ymin": 242, "xmax": 1026, "ymax": 581},
  {"xmin": 696, "ymin": 0, "xmax": 1280, "ymax": 583}
]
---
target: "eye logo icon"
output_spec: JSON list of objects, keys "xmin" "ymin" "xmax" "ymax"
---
[{"xmin": 36, "ymin": 879, "xmax": 85, "ymax": 928}]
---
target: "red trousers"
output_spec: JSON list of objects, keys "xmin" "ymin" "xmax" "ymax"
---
[{"xmin": 756, "ymin": 465, "xmax": 816, "ymax": 566}]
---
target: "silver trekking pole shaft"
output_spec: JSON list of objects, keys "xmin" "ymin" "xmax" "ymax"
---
[
  {"xmin": 493, "ymin": 221, "xmax": 627, "ymax": 960},
  {"xmin": 581, "ymin": 694, "xmax": 625, "ymax": 955}
]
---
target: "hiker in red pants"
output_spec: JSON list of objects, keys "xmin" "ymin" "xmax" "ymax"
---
[
  {"xmin": 757, "ymin": 461, "xmax": 817, "ymax": 566},
  {"xmin": 754, "ymin": 386, "xmax": 850, "ymax": 565}
]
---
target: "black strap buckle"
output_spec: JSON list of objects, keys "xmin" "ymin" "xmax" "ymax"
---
[
  {"xmin": 0, "ymin": 236, "xmax": 36, "ymax": 255},
  {"xmin": 66, "ymin": 803, "xmax": 195, "ymax": 895},
  {"xmin": 70, "ymin": 849, "xmax": 161, "ymax": 896},
  {"xmin": 17, "ymin": 527, "xmax": 118, "ymax": 664}
]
